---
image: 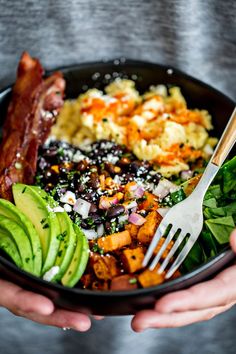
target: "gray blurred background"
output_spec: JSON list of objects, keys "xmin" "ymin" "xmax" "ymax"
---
[{"xmin": 0, "ymin": 0, "xmax": 235, "ymax": 353}]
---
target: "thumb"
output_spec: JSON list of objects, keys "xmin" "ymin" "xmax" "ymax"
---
[{"xmin": 230, "ymin": 229, "xmax": 236, "ymax": 252}]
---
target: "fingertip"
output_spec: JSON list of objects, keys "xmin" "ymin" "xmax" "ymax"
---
[
  {"xmin": 35, "ymin": 298, "xmax": 55, "ymax": 316},
  {"xmin": 93, "ymin": 315, "xmax": 104, "ymax": 320},
  {"xmin": 155, "ymin": 293, "xmax": 180, "ymax": 313},
  {"xmin": 131, "ymin": 310, "xmax": 156, "ymax": 332},
  {"xmin": 73, "ymin": 317, "xmax": 91, "ymax": 332},
  {"xmin": 15, "ymin": 290, "xmax": 55, "ymax": 316}
]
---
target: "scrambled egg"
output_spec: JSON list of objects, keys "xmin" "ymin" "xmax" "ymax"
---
[{"xmin": 51, "ymin": 79, "xmax": 216, "ymax": 176}]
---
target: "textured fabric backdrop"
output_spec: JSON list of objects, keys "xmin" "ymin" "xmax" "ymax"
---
[
  {"xmin": 0, "ymin": 0, "xmax": 235, "ymax": 98},
  {"xmin": 0, "ymin": 1, "xmax": 235, "ymax": 353}
]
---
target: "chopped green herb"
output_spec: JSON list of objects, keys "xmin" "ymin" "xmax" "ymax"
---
[
  {"xmin": 42, "ymin": 223, "xmax": 49, "ymax": 229},
  {"xmin": 92, "ymin": 243, "xmax": 104, "ymax": 255},
  {"xmin": 56, "ymin": 230, "xmax": 67, "ymax": 241},
  {"xmin": 57, "ymin": 147, "xmax": 64, "ymax": 156},
  {"xmin": 57, "ymin": 250, "xmax": 63, "ymax": 257},
  {"xmin": 74, "ymin": 215, "xmax": 81, "ymax": 226},
  {"xmin": 42, "ymin": 195, "xmax": 49, "ymax": 202},
  {"xmin": 40, "ymin": 218, "xmax": 47, "ymax": 224},
  {"xmin": 129, "ymin": 278, "xmax": 137, "ymax": 284},
  {"xmin": 102, "ymin": 118, "xmax": 108, "ymax": 122},
  {"xmin": 22, "ymin": 186, "xmax": 27, "ymax": 194}
]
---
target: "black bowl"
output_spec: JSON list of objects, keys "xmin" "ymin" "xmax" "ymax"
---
[{"xmin": 0, "ymin": 60, "xmax": 235, "ymax": 316}]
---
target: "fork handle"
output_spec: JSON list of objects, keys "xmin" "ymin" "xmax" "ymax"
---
[{"xmin": 211, "ymin": 107, "xmax": 236, "ymax": 166}]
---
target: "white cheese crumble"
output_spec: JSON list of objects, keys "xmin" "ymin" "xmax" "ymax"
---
[
  {"xmin": 53, "ymin": 206, "xmax": 65, "ymax": 213},
  {"xmin": 72, "ymin": 150, "xmax": 88, "ymax": 163},
  {"xmin": 60, "ymin": 191, "xmax": 76, "ymax": 205},
  {"xmin": 43, "ymin": 266, "xmax": 60, "ymax": 282},
  {"xmin": 64, "ymin": 203, "xmax": 72, "ymax": 213}
]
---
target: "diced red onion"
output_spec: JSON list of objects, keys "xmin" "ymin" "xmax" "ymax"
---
[
  {"xmin": 81, "ymin": 228, "xmax": 98, "ymax": 240},
  {"xmin": 180, "ymin": 170, "xmax": 193, "ymax": 181},
  {"xmin": 73, "ymin": 198, "xmax": 91, "ymax": 219},
  {"xmin": 99, "ymin": 197, "xmax": 118, "ymax": 210},
  {"xmin": 118, "ymin": 214, "xmax": 129, "ymax": 223},
  {"xmin": 157, "ymin": 207, "xmax": 170, "ymax": 217},
  {"xmin": 153, "ymin": 179, "xmax": 179, "ymax": 199},
  {"xmin": 128, "ymin": 212, "xmax": 146, "ymax": 226},
  {"xmin": 125, "ymin": 200, "xmax": 138, "ymax": 210},
  {"xmin": 134, "ymin": 186, "xmax": 145, "ymax": 198},
  {"xmin": 128, "ymin": 185, "xmax": 145, "ymax": 199},
  {"xmin": 97, "ymin": 224, "xmax": 105, "ymax": 237}
]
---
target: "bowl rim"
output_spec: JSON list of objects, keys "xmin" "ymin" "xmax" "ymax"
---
[{"xmin": 0, "ymin": 58, "xmax": 235, "ymax": 297}]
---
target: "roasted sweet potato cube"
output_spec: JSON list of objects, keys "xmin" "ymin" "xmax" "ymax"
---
[
  {"xmin": 122, "ymin": 247, "xmax": 145, "ymax": 273},
  {"xmin": 111, "ymin": 275, "xmax": 138, "ymax": 291},
  {"xmin": 97, "ymin": 230, "xmax": 131, "ymax": 252},
  {"xmin": 137, "ymin": 211, "xmax": 162, "ymax": 244},
  {"xmin": 93, "ymin": 255, "xmax": 119, "ymax": 280},
  {"xmin": 138, "ymin": 192, "xmax": 159, "ymax": 211},
  {"xmin": 92, "ymin": 280, "xmax": 109, "ymax": 291},
  {"xmin": 80, "ymin": 273, "xmax": 93, "ymax": 288},
  {"xmin": 138, "ymin": 267, "xmax": 165, "ymax": 288},
  {"xmin": 124, "ymin": 181, "xmax": 137, "ymax": 199},
  {"xmin": 125, "ymin": 223, "xmax": 140, "ymax": 239},
  {"xmin": 170, "ymin": 269, "xmax": 181, "ymax": 280},
  {"xmin": 153, "ymin": 237, "xmax": 174, "ymax": 258}
]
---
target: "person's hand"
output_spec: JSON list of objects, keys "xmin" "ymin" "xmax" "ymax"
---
[
  {"xmin": 131, "ymin": 229, "xmax": 236, "ymax": 332},
  {"xmin": 0, "ymin": 279, "xmax": 91, "ymax": 331}
]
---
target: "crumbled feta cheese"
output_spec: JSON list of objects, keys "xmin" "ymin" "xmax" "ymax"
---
[
  {"xmin": 60, "ymin": 191, "xmax": 76, "ymax": 205},
  {"xmin": 105, "ymin": 154, "xmax": 119, "ymax": 164},
  {"xmin": 43, "ymin": 266, "xmax": 60, "ymax": 282},
  {"xmin": 64, "ymin": 203, "xmax": 72, "ymax": 213},
  {"xmin": 53, "ymin": 206, "xmax": 65, "ymax": 213},
  {"xmin": 73, "ymin": 150, "xmax": 88, "ymax": 163},
  {"xmin": 203, "ymin": 143, "xmax": 214, "ymax": 156}
]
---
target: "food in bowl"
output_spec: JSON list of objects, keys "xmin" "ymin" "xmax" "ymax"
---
[{"xmin": 0, "ymin": 53, "xmax": 235, "ymax": 292}]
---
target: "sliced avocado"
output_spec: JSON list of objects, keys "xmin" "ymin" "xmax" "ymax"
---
[
  {"xmin": 61, "ymin": 224, "xmax": 89, "ymax": 288},
  {"xmin": 53, "ymin": 212, "xmax": 76, "ymax": 281},
  {"xmin": 0, "ymin": 215, "xmax": 33, "ymax": 273},
  {"xmin": 0, "ymin": 199, "xmax": 42, "ymax": 276},
  {"xmin": 0, "ymin": 229, "xmax": 22, "ymax": 268},
  {"xmin": 12, "ymin": 184, "xmax": 60, "ymax": 274},
  {"xmin": 29, "ymin": 186, "xmax": 77, "ymax": 281}
]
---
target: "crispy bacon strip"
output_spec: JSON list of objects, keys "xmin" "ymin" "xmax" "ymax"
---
[{"xmin": 0, "ymin": 52, "xmax": 65, "ymax": 200}]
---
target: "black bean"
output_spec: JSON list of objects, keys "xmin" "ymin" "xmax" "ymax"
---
[
  {"xmin": 44, "ymin": 147, "xmax": 58, "ymax": 157},
  {"xmin": 77, "ymin": 184, "xmax": 85, "ymax": 193},
  {"xmin": 106, "ymin": 205, "xmax": 125, "ymax": 219},
  {"xmin": 89, "ymin": 203, "xmax": 98, "ymax": 213},
  {"xmin": 123, "ymin": 173, "xmax": 135, "ymax": 183},
  {"xmin": 90, "ymin": 165, "xmax": 98, "ymax": 173},
  {"xmin": 81, "ymin": 220, "xmax": 91, "ymax": 229},
  {"xmin": 129, "ymin": 160, "xmax": 150, "ymax": 176},
  {"xmin": 150, "ymin": 173, "xmax": 162, "ymax": 185},
  {"xmin": 88, "ymin": 172, "xmax": 100, "ymax": 189},
  {"xmin": 118, "ymin": 157, "xmax": 131, "ymax": 166},
  {"xmin": 81, "ymin": 191, "xmax": 97, "ymax": 202},
  {"xmin": 105, "ymin": 221, "xmax": 112, "ymax": 233},
  {"xmin": 104, "ymin": 163, "xmax": 121, "ymax": 175},
  {"xmin": 129, "ymin": 161, "xmax": 142, "ymax": 174},
  {"xmin": 89, "ymin": 213, "xmax": 103, "ymax": 225},
  {"xmin": 100, "ymin": 170, "xmax": 110, "ymax": 178},
  {"xmin": 76, "ymin": 160, "xmax": 88, "ymax": 172}
]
